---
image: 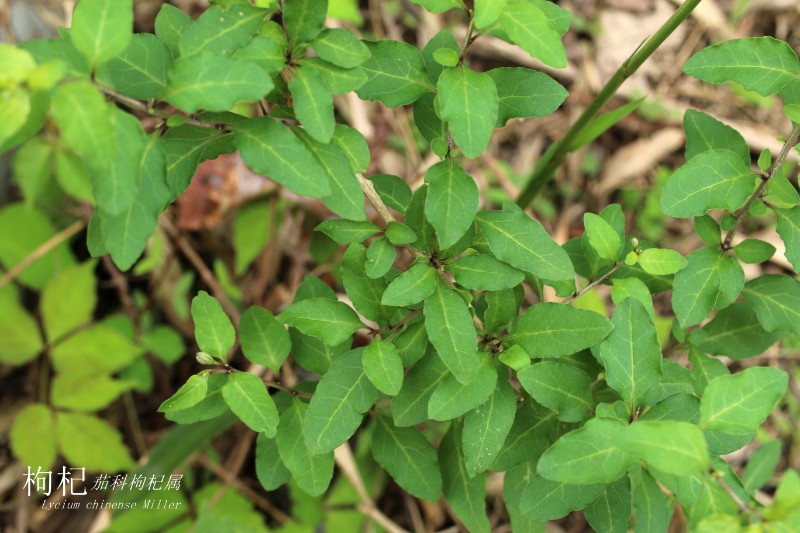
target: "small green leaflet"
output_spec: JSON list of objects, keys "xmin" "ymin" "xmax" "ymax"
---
[
  {"xmin": 497, "ymin": 0, "xmax": 566, "ymax": 68},
  {"xmin": 179, "ymin": 4, "xmax": 266, "ymax": 57},
  {"xmin": 683, "ymin": 37, "xmax": 800, "ymax": 96},
  {"xmin": 158, "ymin": 374, "xmax": 208, "ymax": 413},
  {"xmin": 487, "ymin": 67, "xmax": 566, "ymax": 126},
  {"xmin": 392, "ymin": 351, "xmax": 449, "ymax": 427},
  {"xmin": 462, "ymin": 379, "xmax": 517, "ymax": 478},
  {"xmin": 537, "ymin": 418, "xmax": 631, "ymax": 484},
  {"xmin": 40, "ymin": 261, "xmax": 96, "ymax": 344},
  {"xmin": 476, "ymin": 210, "xmax": 575, "ymax": 282},
  {"xmin": 661, "ymin": 150, "xmax": 757, "ymax": 218},
  {"xmin": 517, "ymin": 362, "xmax": 593, "ymax": 422},
  {"xmin": 424, "ymin": 282, "xmax": 479, "ymax": 384},
  {"xmin": 622, "ymin": 421, "xmax": 709, "ymax": 476},
  {"xmin": 429, "ymin": 356, "xmax": 497, "ymax": 421},
  {"xmin": 239, "ymin": 306, "xmax": 291, "ymax": 372},
  {"xmin": 637, "ymin": 248, "xmax": 689, "ymax": 275},
  {"xmin": 448, "ymin": 254, "xmax": 524, "ymax": 291},
  {"xmin": 439, "ymin": 423, "xmax": 491, "ymax": 533},
  {"xmin": 221, "ymin": 372, "xmax": 279, "ymax": 437},
  {"xmin": 0, "ymin": 290, "xmax": 43, "ymax": 365},
  {"xmin": 312, "ymin": 28, "xmax": 370, "ymax": 68},
  {"xmin": 340, "ymin": 244, "xmax": 392, "ymax": 323},
  {"xmin": 363, "ymin": 339, "xmax": 404, "ymax": 396},
  {"xmin": 9, "ymin": 403, "xmax": 56, "ymax": 470},
  {"xmin": 474, "ymin": 0, "xmax": 507, "ymax": 29},
  {"xmin": 672, "ymin": 247, "xmax": 740, "ymax": 329},
  {"xmin": 191, "ymin": 291, "xmax": 235, "ymax": 361},
  {"xmin": 161, "ymin": 125, "xmax": 221, "ymax": 199},
  {"xmin": 365, "ymin": 237, "xmax": 395, "ymax": 279},
  {"xmin": 371, "ymin": 415, "xmax": 442, "ymax": 501},
  {"xmin": 699, "ymin": 367, "xmax": 788, "ymax": 435},
  {"xmin": 583, "ymin": 213, "xmax": 621, "ymax": 261},
  {"xmin": 53, "ymin": 372, "xmax": 133, "ymax": 411},
  {"xmin": 56, "ymin": 412, "xmax": 134, "ymax": 473},
  {"xmin": 610, "ymin": 277, "xmax": 655, "ymax": 321},
  {"xmin": 584, "ymin": 478, "xmax": 631, "ymax": 533},
  {"xmin": 233, "ymin": 34, "xmax": 286, "ymax": 77},
  {"xmin": 382, "ymin": 262, "xmax": 437, "ymax": 307},
  {"xmin": 290, "ymin": 67, "xmax": 335, "ymax": 143},
  {"xmin": 71, "ymin": 0, "xmax": 133, "ymax": 68},
  {"xmin": 165, "ymin": 53, "xmax": 273, "ymax": 113},
  {"xmin": 437, "ymin": 67, "xmax": 498, "ymax": 158},
  {"xmin": 742, "ymin": 440, "xmax": 782, "ymax": 494},
  {"xmin": 492, "ymin": 404, "xmax": 556, "ymax": 472},
  {"xmin": 95, "ymin": 34, "xmax": 171, "ymax": 100},
  {"xmin": 235, "ymin": 117, "xmax": 330, "ymax": 198},
  {"xmin": 301, "ymin": 56, "xmax": 367, "ymax": 94},
  {"xmin": 742, "ymin": 274, "xmax": 800, "ymax": 337},
  {"xmin": 689, "ymin": 302, "xmax": 779, "ymax": 360},
  {"xmin": 356, "ymin": 40, "xmax": 434, "ymax": 107},
  {"xmin": 507, "ymin": 302, "xmax": 613, "ymax": 358},
  {"xmin": 316, "ymin": 219, "xmax": 380, "ymax": 243},
  {"xmin": 520, "ymin": 474, "xmax": 603, "ymax": 520},
  {"xmin": 733, "ymin": 238, "xmax": 776, "ymax": 264},
  {"xmin": 775, "ymin": 207, "xmax": 800, "ymax": 272},
  {"xmin": 303, "ymin": 349, "xmax": 380, "ymax": 454},
  {"xmin": 283, "ymin": 0, "xmax": 327, "ymax": 45},
  {"xmin": 280, "ymin": 298, "xmax": 362, "ymax": 346},
  {"xmin": 255, "ymin": 433, "xmax": 289, "ymax": 491},
  {"xmin": 276, "ymin": 400, "xmax": 334, "ymax": 497},
  {"xmin": 424, "ymin": 159, "xmax": 479, "ymax": 249},
  {"xmin": 599, "ymin": 298, "xmax": 662, "ymax": 412},
  {"xmin": 765, "ymin": 177, "xmax": 800, "ymax": 209},
  {"xmin": 683, "ymin": 110, "xmax": 750, "ymax": 165}
]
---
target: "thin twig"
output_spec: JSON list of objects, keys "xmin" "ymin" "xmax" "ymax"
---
[
  {"xmin": 357, "ymin": 173, "xmax": 424, "ymax": 257},
  {"xmin": 0, "ymin": 219, "xmax": 86, "ymax": 290},
  {"xmin": 563, "ymin": 262, "xmax": 626, "ymax": 304},
  {"xmin": 723, "ymin": 123, "xmax": 800, "ymax": 248},
  {"xmin": 101, "ymin": 255, "xmax": 140, "ymax": 330},
  {"xmin": 371, "ymin": 307, "xmax": 422, "ymax": 336},
  {"xmin": 98, "ymin": 86, "xmax": 227, "ymax": 131}
]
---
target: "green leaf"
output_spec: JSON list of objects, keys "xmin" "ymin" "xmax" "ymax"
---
[
  {"xmin": 235, "ymin": 117, "xmax": 330, "ymax": 198},
  {"xmin": 610, "ymin": 277, "xmax": 656, "ymax": 321},
  {"xmin": 699, "ymin": 367, "xmax": 788, "ymax": 434},
  {"xmin": 448, "ymin": 255, "xmax": 524, "ymax": 291},
  {"xmin": 683, "ymin": 110, "xmax": 750, "ymax": 165},
  {"xmin": 276, "ymin": 399, "xmax": 334, "ymax": 497},
  {"xmin": 599, "ymin": 298, "xmax": 662, "ymax": 412},
  {"xmin": 312, "ymin": 28, "xmax": 370, "ymax": 68},
  {"xmin": 734, "ymin": 238, "xmax": 777, "ymax": 265},
  {"xmin": 631, "ymin": 467, "xmax": 674, "ymax": 533},
  {"xmin": 765, "ymin": 176, "xmax": 800, "ymax": 209},
  {"xmin": 463, "ymin": 379, "xmax": 516, "ymax": 477},
  {"xmin": 476, "ymin": 210, "xmax": 575, "ymax": 281},
  {"xmin": 97, "ymin": 108, "xmax": 146, "ymax": 216},
  {"xmin": 372, "ymin": 415, "xmax": 442, "ymax": 501},
  {"xmin": 0, "ymin": 290, "xmax": 43, "ymax": 365},
  {"xmin": 382, "ymin": 262, "xmax": 437, "ymax": 307},
  {"xmin": 474, "ymin": 0, "xmax": 507, "ymax": 28},
  {"xmin": 622, "ymin": 421, "xmax": 709, "ymax": 475},
  {"xmin": 179, "ymin": 4, "xmax": 266, "ymax": 57},
  {"xmin": 341, "ymin": 244, "xmax": 392, "ymax": 323},
  {"xmin": 281, "ymin": 298, "xmax": 363, "ymax": 346},
  {"xmin": 537, "ymin": 418, "xmax": 631, "ymax": 484},
  {"xmin": 742, "ymin": 274, "xmax": 800, "ymax": 337},
  {"xmin": 222, "ymin": 372, "xmax": 279, "ymax": 436},
  {"xmin": 517, "ymin": 362, "xmax": 593, "ymax": 422},
  {"xmin": 303, "ymin": 349, "xmax": 380, "ymax": 453},
  {"xmin": 255, "ymin": 433, "xmax": 290, "ymax": 491},
  {"xmin": 437, "ymin": 67, "xmax": 498, "ymax": 158},
  {"xmin": 332, "ymin": 124, "xmax": 370, "ymax": 173},
  {"xmin": 10, "ymin": 403, "xmax": 56, "ymax": 470},
  {"xmin": 233, "ymin": 199, "xmax": 272, "ymax": 275},
  {"xmin": 239, "ymin": 306, "xmax": 291, "ymax": 372},
  {"xmin": 233, "ymin": 33, "xmax": 287, "ymax": 77},
  {"xmin": 410, "ymin": 0, "xmax": 463, "ymax": 13},
  {"xmin": 158, "ymin": 374, "xmax": 209, "ymax": 413},
  {"xmin": 51, "ymin": 370, "xmax": 135, "ymax": 411},
  {"xmin": 492, "ymin": 403, "xmax": 556, "ymax": 471},
  {"xmin": 584, "ymin": 478, "xmax": 631, "ymax": 533},
  {"xmin": 357, "ymin": 40, "xmax": 434, "ymax": 107},
  {"xmin": 316, "ymin": 219, "xmax": 379, "ymax": 244},
  {"xmin": 584, "ymin": 213, "xmax": 622, "ymax": 261},
  {"xmin": 290, "ymin": 67, "xmax": 335, "ymax": 143},
  {"xmin": 424, "ymin": 159, "xmax": 479, "ymax": 248},
  {"xmin": 683, "ymin": 37, "xmax": 800, "ymax": 96},
  {"xmin": 432, "ymin": 48, "xmax": 459, "ymax": 67},
  {"xmin": 191, "ymin": 291, "xmax": 235, "ymax": 361},
  {"xmin": 690, "ymin": 302, "xmax": 779, "ymax": 360},
  {"xmin": 40, "ymin": 261, "xmax": 96, "ymax": 343},
  {"xmin": 429, "ymin": 356, "xmax": 497, "ymax": 421},
  {"xmin": 51, "ymin": 325, "xmax": 142, "ymax": 374},
  {"xmin": 742, "ymin": 440, "xmax": 782, "ymax": 494},
  {"xmin": 363, "ymin": 339, "xmax": 404, "ymax": 396},
  {"xmin": 520, "ymin": 474, "xmax": 603, "ymax": 520},
  {"xmin": 497, "ymin": 0, "xmax": 566, "ymax": 68},
  {"xmin": 392, "ymin": 351, "xmax": 449, "ymax": 427},
  {"xmin": 284, "ymin": 0, "xmax": 327, "ymax": 45},
  {"xmin": 424, "ymin": 282, "xmax": 479, "ymax": 384},
  {"xmin": 775, "ymin": 207, "xmax": 800, "ymax": 272},
  {"xmin": 508, "ymin": 302, "xmax": 613, "ymax": 357},
  {"xmin": 56, "ymin": 412, "xmax": 135, "ymax": 472},
  {"xmin": 0, "ymin": 88, "xmax": 31, "ymax": 149},
  {"xmin": 637, "ymin": 248, "xmax": 688, "ymax": 275},
  {"xmin": 385, "ymin": 221, "xmax": 417, "ymax": 245},
  {"xmin": 300, "ymin": 56, "xmax": 367, "ymax": 93},
  {"xmin": 290, "ymin": 330, "xmax": 349, "ymax": 374},
  {"xmin": 164, "ymin": 373, "xmax": 230, "ymax": 424},
  {"xmin": 393, "ymin": 318, "xmax": 429, "ymax": 366},
  {"xmin": 165, "ymin": 53, "xmax": 273, "ymax": 113},
  {"xmin": 154, "ymin": 4, "xmax": 191, "ymax": 58},
  {"xmin": 672, "ymin": 247, "xmax": 734, "ymax": 329},
  {"xmin": 162, "ymin": 125, "xmax": 222, "ymax": 199},
  {"xmin": 11, "ymin": 136, "xmax": 52, "ymax": 206},
  {"xmin": 662, "ymin": 150, "xmax": 757, "ymax": 218},
  {"xmin": 439, "ymin": 423, "xmax": 491, "ymax": 533},
  {"xmin": 71, "ymin": 0, "xmax": 133, "ymax": 67},
  {"xmin": 96, "ymin": 34, "xmax": 171, "ymax": 99}
]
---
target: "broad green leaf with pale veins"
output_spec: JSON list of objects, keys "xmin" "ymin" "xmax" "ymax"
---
[
  {"xmin": 363, "ymin": 339, "xmax": 404, "ymax": 396},
  {"xmin": 290, "ymin": 67, "xmax": 334, "ymax": 143},
  {"xmin": 690, "ymin": 302, "xmax": 779, "ymax": 360},
  {"xmin": 508, "ymin": 302, "xmax": 613, "ymax": 357},
  {"xmin": 356, "ymin": 40, "xmax": 434, "ymax": 107},
  {"xmin": 672, "ymin": 247, "xmax": 733, "ymax": 329},
  {"xmin": 284, "ymin": 0, "xmax": 327, "ymax": 45},
  {"xmin": 463, "ymin": 379, "xmax": 516, "ymax": 478},
  {"xmin": 11, "ymin": 403, "xmax": 56, "ymax": 470},
  {"xmin": 584, "ymin": 478, "xmax": 632, "ymax": 533},
  {"xmin": 40, "ymin": 261, "xmax": 96, "ymax": 343},
  {"xmin": 312, "ymin": 28, "xmax": 370, "ymax": 68},
  {"xmin": 683, "ymin": 109, "xmax": 750, "ymax": 164},
  {"xmin": 192, "ymin": 291, "xmax": 235, "ymax": 361},
  {"xmin": 537, "ymin": 418, "xmax": 632, "ymax": 484},
  {"xmin": 424, "ymin": 159, "xmax": 479, "ymax": 248},
  {"xmin": 622, "ymin": 421, "xmax": 709, "ymax": 475},
  {"xmin": 637, "ymin": 248, "xmax": 688, "ymax": 275},
  {"xmin": 239, "ymin": 306, "xmax": 291, "ymax": 372},
  {"xmin": 276, "ymin": 400, "xmax": 333, "ymax": 497},
  {"xmin": 631, "ymin": 467, "xmax": 673, "ymax": 533},
  {"xmin": 437, "ymin": 67, "xmax": 498, "ymax": 158},
  {"xmin": 222, "ymin": 372, "xmax": 279, "ymax": 437},
  {"xmin": 439, "ymin": 423, "xmax": 491, "ymax": 533},
  {"xmin": 584, "ymin": 212, "xmax": 621, "ymax": 261},
  {"xmin": 742, "ymin": 274, "xmax": 800, "ymax": 337},
  {"xmin": 518, "ymin": 362, "xmax": 593, "ymax": 422},
  {"xmin": 280, "ymin": 298, "xmax": 362, "ymax": 346},
  {"xmin": 429, "ymin": 356, "xmax": 497, "ymax": 421},
  {"xmin": 95, "ymin": 34, "xmax": 171, "ymax": 100},
  {"xmin": 699, "ymin": 367, "xmax": 788, "ymax": 435},
  {"xmin": 498, "ymin": 0, "xmax": 566, "ymax": 68},
  {"xmin": 424, "ymin": 282, "xmax": 479, "ymax": 384},
  {"xmin": 303, "ymin": 349, "xmax": 380, "ymax": 453},
  {"xmin": 382, "ymin": 262, "xmax": 437, "ymax": 307},
  {"xmin": 72, "ymin": 0, "xmax": 133, "ymax": 67},
  {"xmin": 683, "ymin": 37, "xmax": 800, "ymax": 96},
  {"xmin": 56, "ymin": 412, "xmax": 134, "ymax": 473},
  {"xmin": 392, "ymin": 351, "xmax": 449, "ymax": 427},
  {"xmin": 235, "ymin": 117, "xmax": 330, "ymax": 198},
  {"xmin": 179, "ymin": 5, "xmax": 266, "ymax": 57},
  {"xmin": 599, "ymin": 298, "xmax": 662, "ymax": 411},
  {"xmin": 448, "ymin": 255, "xmax": 525, "ymax": 291},
  {"xmin": 775, "ymin": 207, "xmax": 800, "ymax": 272},
  {"xmin": 488, "ymin": 67, "xmax": 566, "ymax": 126},
  {"xmin": 0, "ymin": 290, "xmax": 43, "ymax": 365},
  {"xmin": 520, "ymin": 474, "xmax": 603, "ymax": 520},
  {"xmin": 476, "ymin": 210, "xmax": 575, "ymax": 281},
  {"xmin": 372, "ymin": 415, "xmax": 442, "ymax": 501},
  {"xmin": 662, "ymin": 150, "xmax": 757, "ymax": 218},
  {"xmin": 158, "ymin": 374, "xmax": 208, "ymax": 413}
]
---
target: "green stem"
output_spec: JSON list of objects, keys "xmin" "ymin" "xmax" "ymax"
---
[{"xmin": 516, "ymin": 0, "xmax": 704, "ymax": 208}]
